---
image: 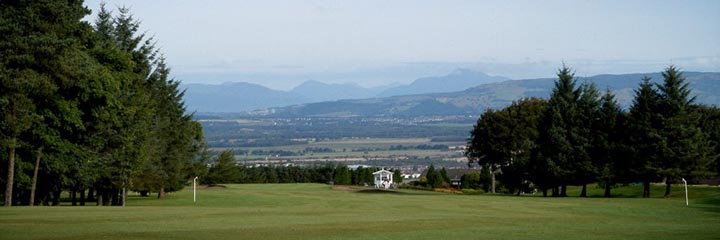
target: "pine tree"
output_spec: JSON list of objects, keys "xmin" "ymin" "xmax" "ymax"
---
[
  {"xmin": 575, "ymin": 82, "xmax": 601, "ymax": 197},
  {"xmin": 425, "ymin": 165, "xmax": 439, "ymax": 188},
  {"xmin": 656, "ymin": 66, "xmax": 713, "ymax": 197},
  {"xmin": 696, "ymin": 105, "xmax": 720, "ymax": 176},
  {"xmin": 333, "ymin": 165, "xmax": 351, "ymax": 185},
  {"xmin": 594, "ymin": 90, "xmax": 623, "ymax": 197},
  {"xmin": 206, "ymin": 150, "xmax": 240, "ymax": 184},
  {"xmin": 0, "ymin": 2, "xmax": 204, "ymax": 206},
  {"xmin": 534, "ymin": 65, "xmax": 581, "ymax": 197},
  {"xmin": 0, "ymin": 0, "xmax": 92, "ymax": 206},
  {"xmin": 439, "ymin": 168, "xmax": 450, "ymax": 187},
  {"xmin": 627, "ymin": 76, "xmax": 663, "ymax": 198}
]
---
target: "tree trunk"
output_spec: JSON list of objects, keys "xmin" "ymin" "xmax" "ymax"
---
[
  {"xmin": 121, "ymin": 187, "xmax": 126, "ymax": 207},
  {"xmin": 580, "ymin": 183, "xmax": 587, "ymax": 197},
  {"xmin": 604, "ymin": 184, "xmax": 611, "ymax": 198},
  {"xmin": 103, "ymin": 191, "xmax": 111, "ymax": 206},
  {"xmin": 560, "ymin": 184, "xmax": 567, "ymax": 197},
  {"xmin": 97, "ymin": 189, "xmax": 103, "ymax": 206},
  {"xmin": 87, "ymin": 187, "xmax": 95, "ymax": 202},
  {"xmin": 552, "ymin": 186, "xmax": 559, "ymax": 197},
  {"xmin": 4, "ymin": 144, "xmax": 16, "ymax": 206},
  {"xmin": 490, "ymin": 165, "xmax": 496, "ymax": 194},
  {"xmin": 71, "ymin": 189, "xmax": 77, "ymax": 206},
  {"xmin": 52, "ymin": 191, "xmax": 60, "ymax": 206},
  {"xmin": 542, "ymin": 188, "xmax": 548, "ymax": 197},
  {"xmin": 158, "ymin": 187, "xmax": 166, "ymax": 199},
  {"xmin": 30, "ymin": 149, "xmax": 42, "ymax": 206},
  {"xmin": 80, "ymin": 189, "xmax": 86, "ymax": 206},
  {"xmin": 140, "ymin": 191, "xmax": 149, "ymax": 197},
  {"xmin": 664, "ymin": 181, "xmax": 672, "ymax": 198},
  {"xmin": 643, "ymin": 182, "xmax": 651, "ymax": 198},
  {"xmin": 111, "ymin": 188, "xmax": 119, "ymax": 206}
]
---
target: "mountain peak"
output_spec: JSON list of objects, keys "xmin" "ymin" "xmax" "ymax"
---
[
  {"xmin": 290, "ymin": 80, "xmax": 379, "ymax": 102},
  {"xmin": 449, "ymin": 68, "xmax": 490, "ymax": 77},
  {"xmin": 292, "ymin": 80, "xmax": 327, "ymax": 90},
  {"xmin": 262, "ymin": 71, "xmax": 720, "ymax": 118},
  {"xmin": 378, "ymin": 69, "xmax": 509, "ymax": 97}
]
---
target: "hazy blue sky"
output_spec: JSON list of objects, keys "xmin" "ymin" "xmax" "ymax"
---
[{"xmin": 85, "ymin": 0, "xmax": 720, "ymax": 90}]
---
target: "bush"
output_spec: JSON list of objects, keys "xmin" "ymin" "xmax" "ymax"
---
[
  {"xmin": 433, "ymin": 188, "xmax": 462, "ymax": 194},
  {"xmin": 461, "ymin": 189, "xmax": 484, "ymax": 195}
]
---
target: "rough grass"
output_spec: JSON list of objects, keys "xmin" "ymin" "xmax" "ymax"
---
[{"xmin": 0, "ymin": 184, "xmax": 718, "ymax": 240}]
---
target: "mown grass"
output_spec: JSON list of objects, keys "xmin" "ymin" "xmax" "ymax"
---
[{"xmin": 0, "ymin": 184, "xmax": 718, "ymax": 240}]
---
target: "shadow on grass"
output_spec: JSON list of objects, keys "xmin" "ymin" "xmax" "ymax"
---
[
  {"xmin": 353, "ymin": 189, "xmax": 444, "ymax": 196},
  {"xmin": 693, "ymin": 195, "xmax": 720, "ymax": 213},
  {"xmin": 356, "ymin": 189, "xmax": 406, "ymax": 194}
]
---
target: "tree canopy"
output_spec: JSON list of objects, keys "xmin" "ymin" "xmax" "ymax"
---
[
  {"xmin": 467, "ymin": 65, "xmax": 718, "ymax": 198},
  {"xmin": 1, "ymin": 1, "xmax": 204, "ymax": 206}
]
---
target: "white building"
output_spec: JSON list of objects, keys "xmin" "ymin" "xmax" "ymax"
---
[
  {"xmin": 401, "ymin": 173, "xmax": 422, "ymax": 179},
  {"xmin": 372, "ymin": 169, "xmax": 394, "ymax": 189}
]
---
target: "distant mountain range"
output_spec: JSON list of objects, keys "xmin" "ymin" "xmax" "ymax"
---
[
  {"xmin": 182, "ymin": 82, "xmax": 308, "ymax": 113},
  {"xmin": 289, "ymin": 81, "xmax": 385, "ymax": 102},
  {"xmin": 255, "ymin": 71, "xmax": 720, "ymax": 117},
  {"xmin": 378, "ymin": 69, "xmax": 509, "ymax": 97},
  {"xmin": 182, "ymin": 69, "xmax": 507, "ymax": 113}
]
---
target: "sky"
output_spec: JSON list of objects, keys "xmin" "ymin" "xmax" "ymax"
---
[{"xmin": 84, "ymin": 0, "xmax": 720, "ymax": 90}]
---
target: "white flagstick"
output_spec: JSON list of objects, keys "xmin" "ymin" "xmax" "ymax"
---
[
  {"xmin": 193, "ymin": 176, "xmax": 198, "ymax": 203},
  {"xmin": 681, "ymin": 178, "xmax": 688, "ymax": 206}
]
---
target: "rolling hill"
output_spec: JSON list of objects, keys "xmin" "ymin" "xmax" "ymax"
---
[
  {"xmin": 289, "ymin": 80, "xmax": 380, "ymax": 102},
  {"xmin": 182, "ymin": 69, "xmax": 510, "ymax": 113},
  {"xmin": 259, "ymin": 71, "xmax": 720, "ymax": 117},
  {"xmin": 378, "ymin": 68, "xmax": 509, "ymax": 97}
]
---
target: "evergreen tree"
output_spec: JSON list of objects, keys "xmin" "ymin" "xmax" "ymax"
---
[
  {"xmin": 534, "ymin": 66, "xmax": 581, "ymax": 197},
  {"xmin": 0, "ymin": 2, "xmax": 204, "ymax": 206},
  {"xmin": 206, "ymin": 150, "xmax": 240, "ymax": 184},
  {"xmin": 696, "ymin": 105, "xmax": 720, "ymax": 176},
  {"xmin": 425, "ymin": 165, "xmax": 439, "ymax": 188},
  {"xmin": 574, "ymin": 82, "xmax": 601, "ymax": 197},
  {"xmin": 655, "ymin": 66, "xmax": 713, "ymax": 197},
  {"xmin": 265, "ymin": 166, "xmax": 279, "ymax": 183},
  {"xmin": 627, "ymin": 76, "xmax": 663, "ymax": 198},
  {"xmin": 392, "ymin": 169, "xmax": 402, "ymax": 184},
  {"xmin": 594, "ymin": 90, "xmax": 623, "ymax": 197},
  {"xmin": 0, "ymin": 0, "xmax": 93, "ymax": 206},
  {"xmin": 439, "ymin": 168, "xmax": 450, "ymax": 187},
  {"xmin": 333, "ymin": 165, "xmax": 351, "ymax": 185}
]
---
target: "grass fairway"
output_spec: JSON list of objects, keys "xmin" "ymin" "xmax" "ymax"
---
[{"xmin": 1, "ymin": 184, "xmax": 718, "ymax": 240}]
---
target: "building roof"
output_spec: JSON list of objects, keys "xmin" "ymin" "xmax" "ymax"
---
[
  {"xmin": 348, "ymin": 164, "xmax": 373, "ymax": 170},
  {"xmin": 372, "ymin": 169, "xmax": 393, "ymax": 175}
]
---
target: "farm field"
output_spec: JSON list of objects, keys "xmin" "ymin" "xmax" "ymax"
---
[
  {"xmin": 214, "ymin": 138, "xmax": 462, "ymax": 153},
  {"xmin": 211, "ymin": 137, "xmax": 466, "ymax": 166},
  {"xmin": 1, "ymin": 184, "xmax": 718, "ymax": 240}
]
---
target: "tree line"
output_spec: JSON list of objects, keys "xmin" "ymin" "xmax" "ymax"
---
[
  {"xmin": 466, "ymin": 65, "xmax": 719, "ymax": 197},
  {"xmin": 0, "ymin": 2, "xmax": 204, "ymax": 206},
  {"xmin": 204, "ymin": 150, "xmax": 402, "ymax": 186}
]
